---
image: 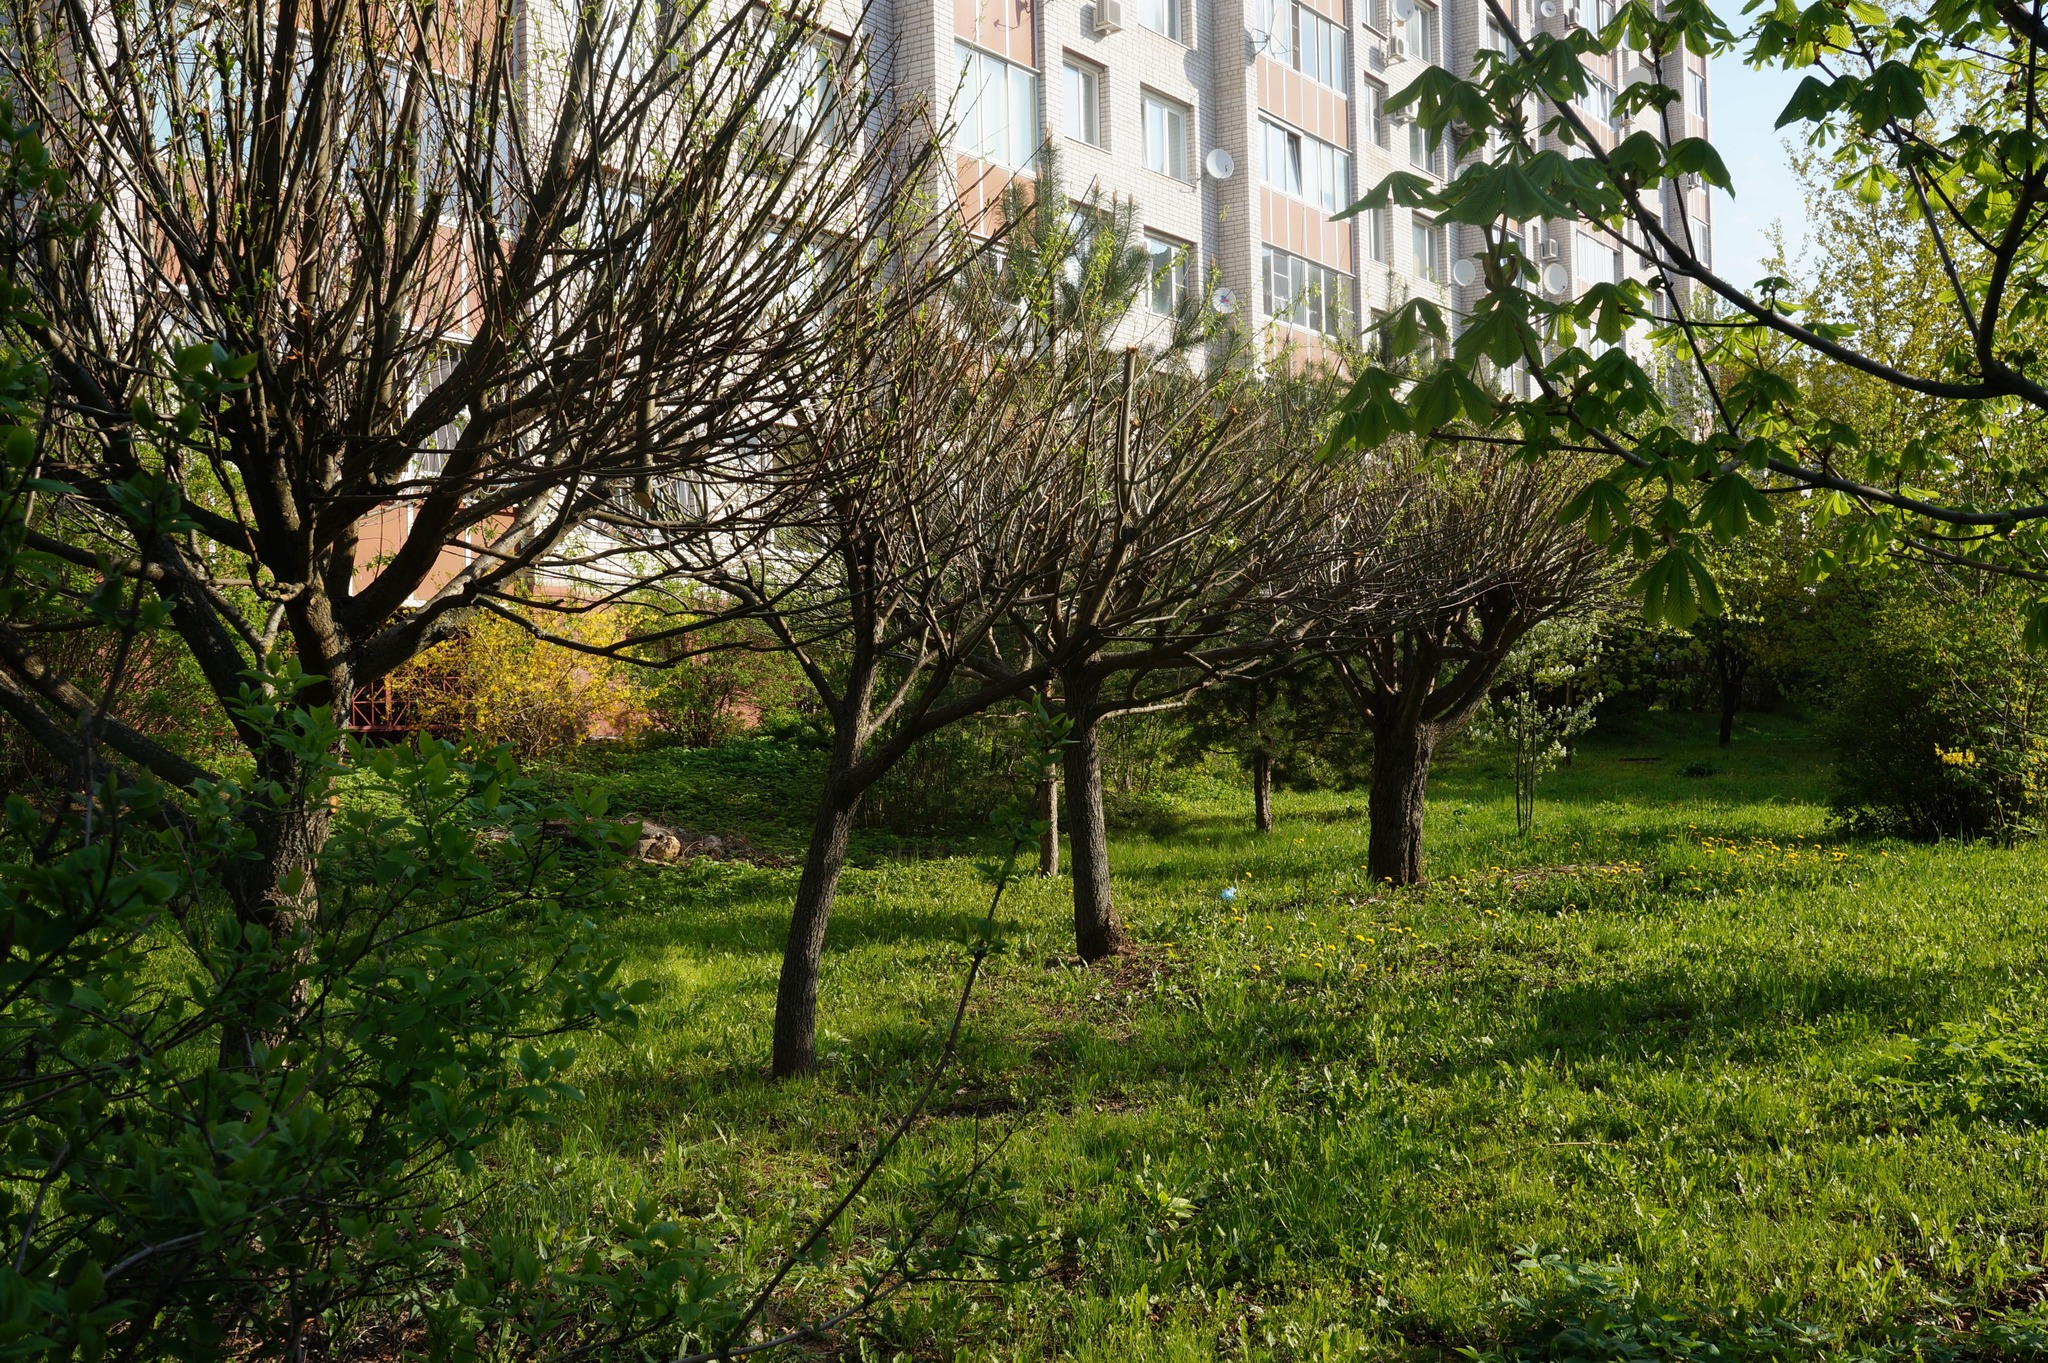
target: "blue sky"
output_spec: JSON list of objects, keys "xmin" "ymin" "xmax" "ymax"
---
[{"xmin": 1708, "ymin": 16, "xmax": 1809, "ymax": 289}]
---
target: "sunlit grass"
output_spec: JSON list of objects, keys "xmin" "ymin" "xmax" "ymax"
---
[{"xmin": 497, "ymin": 711, "xmax": 2048, "ymax": 1359}]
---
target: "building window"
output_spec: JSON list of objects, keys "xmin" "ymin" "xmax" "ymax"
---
[
  {"xmin": 1147, "ymin": 234, "xmax": 1190, "ymax": 313},
  {"xmin": 1260, "ymin": 117, "xmax": 1349, "ymax": 213},
  {"xmin": 409, "ymin": 343, "xmax": 467, "ymax": 478},
  {"xmin": 1576, "ymin": 232, "xmax": 1621, "ymax": 285},
  {"xmin": 1263, "ymin": 245, "xmax": 1351, "ymax": 335},
  {"xmin": 1687, "ymin": 67, "xmax": 1708, "ymax": 118},
  {"xmin": 1412, "ymin": 219, "xmax": 1442, "ymax": 283},
  {"xmin": 1412, "ymin": 2, "xmax": 1439, "ymax": 64},
  {"xmin": 1256, "ymin": 0, "xmax": 1347, "ymax": 91},
  {"xmin": 1262, "ymin": 118, "xmax": 1302, "ymax": 196},
  {"xmin": 1408, "ymin": 119, "xmax": 1442, "ymax": 175},
  {"xmin": 1692, "ymin": 216, "xmax": 1712, "ymax": 268},
  {"xmin": 1578, "ymin": 73, "xmax": 1617, "ymax": 130},
  {"xmin": 1142, "ymin": 92, "xmax": 1189, "ymax": 179},
  {"xmin": 955, "ymin": 41, "xmax": 1039, "ymax": 171},
  {"xmin": 1295, "ymin": 5, "xmax": 1346, "ymax": 88},
  {"xmin": 1363, "ymin": 205, "xmax": 1388, "ymax": 262},
  {"xmin": 1361, "ymin": 0, "xmax": 1386, "ymax": 32},
  {"xmin": 1139, "ymin": 0, "xmax": 1185, "ymax": 41},
  {"xmin": 764, "ymin": 36, "xmax": 841, "ymax": 144},
  {"xmin": 1363, "ymin": 81, "xmax": 1389, "ymax": 148},
  {"xmin": 1063, "ymin": 59, "xmax": 1102, "ymax": 145}
]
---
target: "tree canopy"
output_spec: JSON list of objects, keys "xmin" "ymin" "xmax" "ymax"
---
[{"xmin": 1330, "ymin": 0, "xmax": 2048, "ymax": 631}]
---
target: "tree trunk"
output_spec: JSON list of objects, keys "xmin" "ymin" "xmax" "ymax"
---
[
  {"xmin": 1036, "ymin": 772, "xmax": 1059, "ymax": 877},
  {"xmin": 1715, "ymin": 648, "xmax": 1746, "ymax": 748},
  {"xmin": 1061, "ymin": 672, "xmax": 1128, "ymax": 961},
  {"xmin": 1252, "ymin": 751, "xmax": 1273, "ymax": 834},
  {"xmin": 1366, "ymin": 712, "xmax": 1435, "ymax": 886},
  {"xmin": 218, "ymin": 756, "xmax": 332, "ymax": 1070},
  {"xmin": 771, "ymin": 784, "xmax": 860, "ymax": 1078}
]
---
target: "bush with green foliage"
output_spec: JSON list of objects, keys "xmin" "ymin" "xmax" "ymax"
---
[
  {"xmin": 0, "ymin": 689, "xmax": 720, "ymax": 1358},
  {"xmin": 640, "ymin": 620, "xmax": 811, "ymax": 749},
  {"xmin": 1825, "ymin": 585, "xmax": 2048, "ymax": 841},
  {"xmin": 1468, "ymin": 617, "xmax": 1604, "ymax": 834}
]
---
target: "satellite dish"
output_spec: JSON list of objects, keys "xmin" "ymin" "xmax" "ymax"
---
[
  {"xmin": 1543, "ymin": 261, "xmax": 1568, "ymax": 294},
  {"xmin": 1212, "ymin": 286, "xmax": 1238, "ymax": 314},
  {"xmin": 1205, "ymin": 147, "xmax": 1235, "ymax": 180},
  {"xmin": 1539, "ymin": 0, "xmax": 1557, "ymax": 14},
  {"xmin": 1451, "ymin": 258, "xmax": 1478, "ymax": 287},
  {"xmin": 1393, "ymin": 0, "xmax": 1415, "ymax": 19}
]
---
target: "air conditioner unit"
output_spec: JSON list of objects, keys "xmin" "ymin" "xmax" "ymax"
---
[
  {"xmin": 1387, "ymin": 33, "xmax": 1407, "ymax": 59},
  {"xmin": 1541, "ymin": 237, "xmax": 1561, "ymax": 261},
  {"xmin": 764, "ymin": 114, "xmax": 810, "ymax": 156},
  {"xmin": 1093, "ymin": 0, "xmax": 1124, "ymax": 34}
]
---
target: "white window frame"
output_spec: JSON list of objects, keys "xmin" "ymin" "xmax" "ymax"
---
[
  {"xmin": 1142, "ymin": 91, "xmax": 1190, "ymax": 179},
  {"xmin": 956, "ymin": 41, "xmax": 1040, "ymax": 171},
  {"xmin": 1408, "ymin": 118, "xmax": 1442, "ymax": 176},
  {"xmin": 1260, "ymin": 116, "xmax": 1348, "ymax": 213},
  {"xmin": 1262, "ymin": 245, "xmax": 1351, "ymax": 336},
  {"xmin": 1256, "ymin": 0, "xmax": 1347, "ymax": 90},
  {"xmin": 1578, "ymin": 72, "xmax": 1617, "ymax": 130},
  {"xmin": 1413, "ymin": 2, "xmax": 1440, "ymax": 64},
  {"xmin": 1576, "ymin": 231, "xmax": 1621, "ymax": 286},
  {"xmin": 1363, "ymin": 81, "xmax": 1390, "ymax": 149},
  {"xmin": 1063, "ymin": 58, "xmax": 1103, "ymax": 146},
  {"xmin": 1146, "ymin": 234, "xmax": 1191, "ymax": 314},
  {"xmin": 1139, "ymin": 0, "xmax": 1186, "ymax": 42},
  {"xmin": 1412, "ymin": 218, "xmax": 1443, "ymax": 283}
]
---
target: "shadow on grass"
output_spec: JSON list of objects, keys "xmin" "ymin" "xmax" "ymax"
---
[{"xmin": 1505, "ymin": 962, "xmax": 1949, "ymax": 1064}]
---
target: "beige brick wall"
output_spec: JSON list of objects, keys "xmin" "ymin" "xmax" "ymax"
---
[{"xmin": 895, "ymin": 0, "xmax": 1704, "ymax": 360}]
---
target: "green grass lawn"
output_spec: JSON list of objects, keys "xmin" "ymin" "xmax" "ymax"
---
[{"xmin": 503, "ymin": 712, "xmax": 2048, "ymax": 1360}]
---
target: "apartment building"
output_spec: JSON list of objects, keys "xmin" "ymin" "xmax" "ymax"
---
[{"xmin": 900, "ymin": 0, "xmax": 1713, "ymax": 357}]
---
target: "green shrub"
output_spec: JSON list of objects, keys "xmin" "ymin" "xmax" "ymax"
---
[
  {"xmin": 1826, "ymin": 586, "xmax": 2048, "ymax": 840},
  {"xmin": 640, "ymin": 620, "xmax": 810, "ymax": 748},
  {"xmin": 0, "ymin": 696, "xmax": 734, "ymax": 1359},
  {"xmin": 860, "ymin": 714, "xmax": 1036, "ymax": 837}
]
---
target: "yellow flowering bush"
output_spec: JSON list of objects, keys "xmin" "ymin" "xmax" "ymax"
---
[{"xmin": 390, "ymin": 606, "xmax": 647, "ymax": 759}]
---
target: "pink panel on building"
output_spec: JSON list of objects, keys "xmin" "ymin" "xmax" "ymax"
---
[
  {"xmin": 1259, "ymin": 187, "xmax": 1352, "ymax": 271},
  {"xmin": 1253, "ymin": 57, "xmax": 1348, "ymax": 146},
  {"xmin": 957, "ymin": 155, "xmax": 1032, "ymax": 235},
  {"xmin": 958, "ymin": 0, "xmax": 1034, "ymax": 66}
]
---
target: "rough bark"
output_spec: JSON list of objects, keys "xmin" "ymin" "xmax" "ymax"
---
[
  {"xmin": 1252, "ymin": 751, "xmax": 1273, "ymax": 834},
  {"xmin": 1061, "ymin": 671, "xmax": 1128, "ymax": 961},
  {"xmin": 217, "ymin": 746, "xmax": 333, "ymax": 1069},
  {"xmin": 1036, "ymin": 772, "xmax": 1060, "ymax": 877},
  {"xmin": 771, "ymin": 785, "xmax": 861, "ymax": 1077},
  {"xmin": 1367, "ymin": 712, "xmax": 1435, "ymax": 886}
]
